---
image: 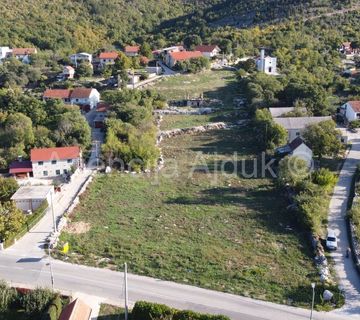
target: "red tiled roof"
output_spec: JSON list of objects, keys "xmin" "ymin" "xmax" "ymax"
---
[
  {"xmin": 31, "ymin": 146, "xmax": 80, "ymax": 162},
  {"xmin": 9, "ymin": 161, "xmax": 33, "ymax": 174},
  {"xmin": 140, "ymin": 56, "xmax": 150, "ymax": 65},
  {"xmin": 12, "ymin": 48, "xmax": 37, "ymax": 55},
  {"xmin": 70, "ymin": 88, "xmax": 93, "ymax": 99},
  {"xmin": 170, "ymin": 51, "xmax": 203, "ymax": 61},
  {"xmin": 194, "ymin": 45, "xmax": 219, "ymax": 53},
  {"xmin": 96, "ymin": 102, "xmax": 110, "ymax": 112},
  {"xmin": 98, "ymin": 51, "xmax": 118, "ymax": 59},
  {"xmin": 43, "ymin": 89, "xmax": 71, "ymax": 99},
  {"xmin": 59, "ymin": 298, "xmax": 91, "ymax": 320},
  {"xmin": 125, "ymin": 45, "xmax": 140, "ymax": 53},
  {"xmin": 348, "ymin": 101, "xmax": 360, "ymax": 112},
  {"xmin": 64, "ymin": 66, "xmax": 75, "ymax": 71}
]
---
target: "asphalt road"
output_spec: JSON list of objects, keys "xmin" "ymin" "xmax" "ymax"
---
[
  {"xmin": 328, "ymin": 134, "xmax": 360, "ymax": 318},
  {"xmin": 0, "ymin": 253, "xmax": 352, "ymax": 320}
]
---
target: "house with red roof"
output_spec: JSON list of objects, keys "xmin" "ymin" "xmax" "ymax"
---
[
  {"xmin": 194, "ymin": 45, "xmax": 221, "ymax": 58},
  {"xmin": 43, "ymin": 87, "xmax": 100, "ymax": 110},
  {"xmin": 9, "ymin": 160, "xmax": 33, "ymax": 178},
  {"xmin": 98, "ymin": 51, "xmax": 119, "ymax": 68},
  {"xmin": 61, "ymin": 66, "xmax": 75, "ymax": 79},
  {"xmin": 7, "ymin": 47, "xmax": 37, "ymax": 63},
  {"xmin": 59, "ymin": 298, "xmax": 91, "ymax": 320},
  {"xmin": 165, "ymin": 51, "xmax": 203, "ymax": 68},
  {"xmin": 31, "ymin": 146, "xmax": 82, "ymax": 178},
  {"xmin": 124, "ymin": 45, "xmax": 140, "ymax": 57},
  {"xmin": 340, "ymin": 101, "xmax": 360, "ymax": 122}
]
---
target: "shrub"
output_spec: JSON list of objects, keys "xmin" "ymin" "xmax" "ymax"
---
[
  {"xmin": 349, "ymin": 120, "xmax": 360, "ymax": 129},
  {"xmin": 20, "ymin": 287, "xmax": 55, "ymax": 316},
  {"xmin": 0, "ymin": 281, "xmax": 17, "ymax": 312},
  {"xmin": 42, "ymin": 305, "xmax": 57, "ymax": 320},
  {"xmin": 173, "ymin": 310, "xmax": 201, "ymax": 320},
  {"xmin": 131, "ymin": 301, "xmax": 174, "ymax": 320},
  {"xmin": 312, "ymin": 168, "xmax": 337, "ymax": 190}
]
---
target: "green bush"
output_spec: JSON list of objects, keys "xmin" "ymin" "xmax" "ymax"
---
[
  {"xmin": 132, "ymin": 301, "xmax": 174, "ymax": 320},
  {"xmin": 20, "ymin": 287, "xmax": 55, "ymax": 316},
  {"xmin": 131, "ymin": 301, "xmax": 231, "ymax": 320},
  {"xmin": 0, "ymin": 281, "xmax": 17, "ymax": 313},
  {"xmin": 42, "ymin": 305, "xmax": 57, "ymax": 320}
]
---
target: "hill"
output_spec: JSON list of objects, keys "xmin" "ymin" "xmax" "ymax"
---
[{"xmin": 0, "ymin": 0, "xmax": 359, "ymax": 52}]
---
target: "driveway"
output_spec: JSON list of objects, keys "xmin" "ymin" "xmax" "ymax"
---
[{"xmin": 328, "ymin": 132, "xmax": 360, "ymax": 317}]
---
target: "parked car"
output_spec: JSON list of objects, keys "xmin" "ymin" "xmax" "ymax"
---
[{"xmin": 326, "ymin": 230, "xmax": 338, "ymax": 250}]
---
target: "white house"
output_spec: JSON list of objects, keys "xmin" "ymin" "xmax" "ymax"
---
[
  {"xmin": 276, "ymin": 137, "xmax": 313, "ymax": 168},
  {"xmin": 61, "ymin": 66, "xmax": 75, "ymax": 79},
  {"xmin": 339, "ymin": 101, "xmax": 360, "ymax": 122},
  {"xmin": 70, "ymin": 88, "xmax": 100, "ymax": 110},
  {"xmin": 194, "ymin": 45, "xmax": 221, "ymax": 58},
  {"xmin": 124, "ymin": 46, "xmax": 140, "ymax": 57},
  {"xmin": 273, "ymin": 116, "xmax": 332, "ymax": 142},
  {"xmin": 31, "ymin": 146, "xmax": 82, "ymax": 178},
  {"xmin": 8, "ymin": 48, "xmax": 37, "ymax": 64},
  {"xmin": 43, "ymin": 88, "xmax": 100, "ymax": 110},
  {"xmin": 0, "ymin": 47, "xmax": 11, "ymax": 61},
  {"xmin": 98, "ymin": 51, "xmax": 119, "ymax": 68},
  {"xmin": 256, "ymin": 49, "xmax": 277, "ymax": 75},
  {"xmin": 11, "ymin": 185, "xmax": 54, "ymax": 212},
  {"xmin": 70, "ymin": 52, "xmax": 93, "ymax": 66}
]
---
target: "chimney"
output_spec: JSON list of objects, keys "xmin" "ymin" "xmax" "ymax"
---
[
  {"xmin": 260, "ymin": 49, "xmax": 265, "ymax": 60},
  {"xmin": 17, "ymin": 155, "xmax": 23, "ymax": 162}
]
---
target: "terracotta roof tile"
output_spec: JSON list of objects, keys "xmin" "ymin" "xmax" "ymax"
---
[
  {"xmin": 348, "ymin": 101, "xmax": 360, "ymax": 112},
  {"xmin": 125, "ymin": 46, "xmax": 140, "ymax": 53},
  {"xmin": 59, "ymin": 298, "xmax": 91, "ymax": 320},
  {"xmin": 170, "ymin": 51, "xmax": 203, "ymax": 61},
  {"xmin": 43, "ymin": 89, "xmax": 71, "ymax": 99},
  {"xmin": 12, "ymin": 48, "xmax": 37, "ymax": 55},
  {"xmin": 31, "ymin": 146, "xmax": 80, "ymax": 162},
  {"xmin": 70, "ymin": 88, "xmax": 93, "ymax": 99},
  {"xmin": 98, "ymin": 51, "xmax": 118, "ymax": 59},
  {"xmin": 194, "ymin": 45, "xmax": 219, "ymax": 53}
]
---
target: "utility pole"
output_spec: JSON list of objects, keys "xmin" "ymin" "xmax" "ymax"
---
[
  {"xmin": 124, "ymin": 262, "xmax": 129, "ymax": 320},
  {"xmin": 48, "ymin": 246, "xmax": 54, "ymax": 291},
  {"xmin": 50, "ymin": 191, "xmax": 57, "ymax": 233},
  {"xmin": 310, "ymin": 283, "xmax": 315, "ymax": 320}
]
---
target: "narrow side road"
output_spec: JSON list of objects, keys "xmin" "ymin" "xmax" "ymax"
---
[{"xmin": 328, "ymin": 136, "xmax": 360, "ymax": 318}]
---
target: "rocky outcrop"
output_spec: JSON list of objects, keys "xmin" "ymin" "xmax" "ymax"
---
[{"xmin": 159, "ymin": 122, "xmax": 228, "ymax": 140}]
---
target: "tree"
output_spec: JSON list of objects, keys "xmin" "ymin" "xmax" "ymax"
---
[
  {"xmin": 76, "ymin": 62, "xmax": 93, "ymax": 78},
  {"xmin": 278, "ymin": 156, "xmax": 310, "ymax": 188},
  {"xmin": 139, "ymin": 42, "xmax": 153, "ymax": 59},
  {"xmin": 0, "ymin": 201, "xmax": 25, "ymax": 241},
  {"xmin": 0, "ymin": 177, "xmax": 18, "ymax": 203},
  {"xmin": 303, "ymin": 120, "xmax": 343, "ymax": 160},
  {"xmin": 183, "ymin": 35, "xmax": 202, "ymax": 49},
  {"xmin": 254, "ymin": 109, "xmax": 287, "ymax": 150},
  {"xmin": 3, "ymin": 113, "xmax": 34, "ymax": 148}
]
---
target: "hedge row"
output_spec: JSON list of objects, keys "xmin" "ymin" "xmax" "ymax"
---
[
  {"xmin": 131, "ymin": 301, "xmax": 230, "ymax": 320},
  {"xmin": 42, "ymin": 295, "xmax": 63, "ymax": 320},
  {"xmin": 4, "ymin": 199, "xmax": 49, "ymax": 248}
]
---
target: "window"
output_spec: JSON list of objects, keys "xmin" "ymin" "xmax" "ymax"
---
[
  {"xmin": 56, "ymin": 169, "xmax": 61, "ymax": 175},
  {"xmin": 43, "ymin": 171, "xmax": 48, "ymax": 176},
  {"xmin": 51, "ymin": 160, "xmax": 57, "ymax": 165},
  {"xmin": 38, "ymin": 161, "xmax": 43, "ymax": 165},
  {"xmin": 64, "ymin": 169, "xmax": 68, "ymax": 174},
  {"xmin": 67, "ymin": 159, "xmax": 72, "ymax": 164},
  {"xmin": 296, "ymin": 132, "xmax": 300, "ymax": 136}
]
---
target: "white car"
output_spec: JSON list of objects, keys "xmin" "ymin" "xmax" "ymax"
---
[{"xmin": 326, "ymin": 230, "xmax": 338, "ymax": 250}]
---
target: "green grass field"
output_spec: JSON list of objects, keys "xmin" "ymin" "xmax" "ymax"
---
[
  {"xmin": 57, "ymin": 127, "xmax": 325, "ymax": 307},
  {"xmin": 153, "ymin": 70, "xmax": 238, "ymax": 107}
]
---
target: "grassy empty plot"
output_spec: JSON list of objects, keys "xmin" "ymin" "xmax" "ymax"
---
[
  {"xmin": 153, "ymin": 70, "xmax": 238, "ymax": 107},
  {"xmin": 58, "ymin": 127, "xmax": 323, "ymax": 307},
  {"xmin": 160, "ymin": 114, "xmax": 225, "ymax": 131},
  {"xmin": 98, "ymin": 304, "xmax": 125, "ymax": 320}
]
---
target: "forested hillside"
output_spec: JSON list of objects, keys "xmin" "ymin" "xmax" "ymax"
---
[{"xmin": 0, "ymin": 0, "xmax": 358, "ymax": 52}]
